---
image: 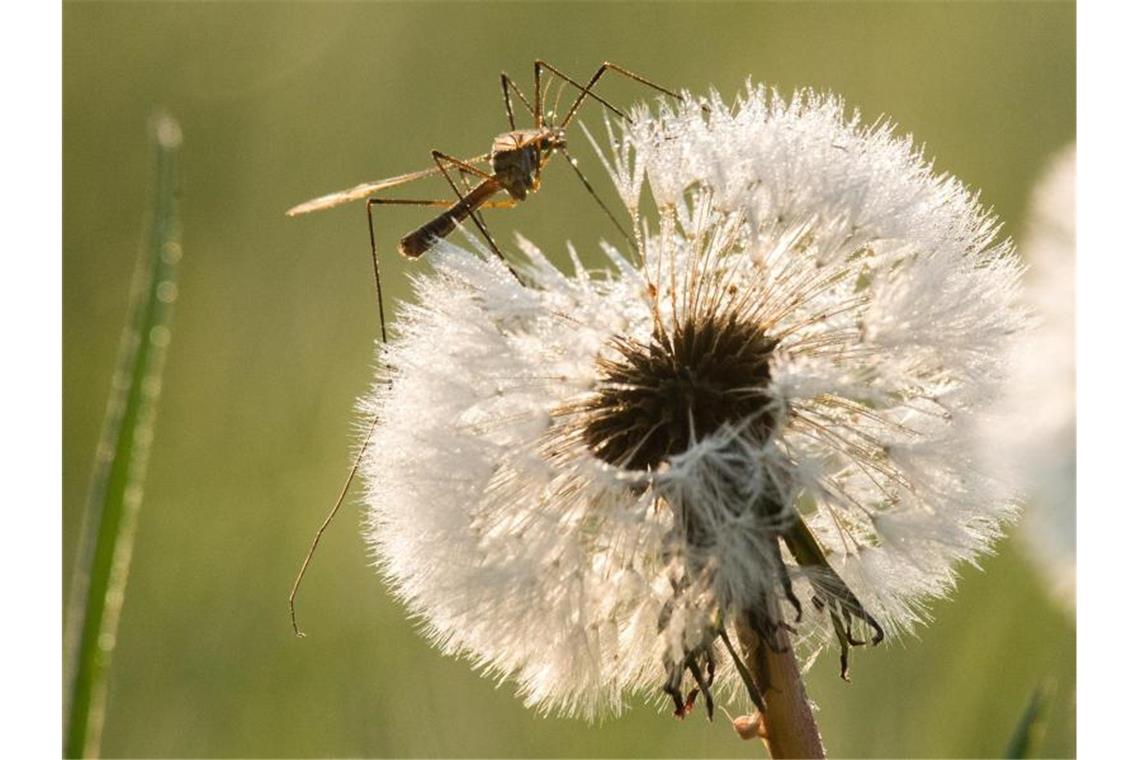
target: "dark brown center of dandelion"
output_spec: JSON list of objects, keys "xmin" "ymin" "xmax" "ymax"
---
[{"xmin": 582, "ymin": 312, "xmax": 779, "ymax": 471}]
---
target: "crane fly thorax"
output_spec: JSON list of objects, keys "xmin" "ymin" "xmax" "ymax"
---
[{"xmin": 491, "ymin": 129, "xmax": 565, "ymax": 201}]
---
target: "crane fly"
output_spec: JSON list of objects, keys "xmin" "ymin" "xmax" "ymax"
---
[
  {"xmin": 288, "ymin": 129, "xmax": 564, "ymax": 259},
  {"xmin": 286, "ymin": 60, "xmax": 682, "ymax": 637},
  {"xmin": 287, "ymin": 60, "xmax": 681, "ymax": 278}
]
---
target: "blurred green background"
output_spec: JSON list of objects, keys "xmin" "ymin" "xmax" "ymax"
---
[{"xmin": 63, "ymin": 2, "xmax": 1075, "ymax": 757}]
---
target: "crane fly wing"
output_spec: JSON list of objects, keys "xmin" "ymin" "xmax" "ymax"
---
[
  {"xmin": 286, "ymin": 153, "xmax": 492, "ymax": 216},
  {"xmin": 287, "ymin": 171, "xmax": 439, "ymax": 216}
]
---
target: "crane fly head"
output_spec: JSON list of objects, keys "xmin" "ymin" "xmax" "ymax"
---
[{"xmin": 539, "ymin": 127, "xmax": 567, "ymax": 153}]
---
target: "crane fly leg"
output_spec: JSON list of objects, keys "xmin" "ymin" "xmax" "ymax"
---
[
  {"xmin": 364, "ymin": 195, "xmax": 515, "ymax": 335},
  {"xmin": 536, "ymin": 60, "xmax": 683, "ymax": 129},
  {"xmin": 431, "ymin": 150, "xmax": 496, "ymax": 183},
  {"xmin": 366, "ymin": 197, "xmax": 455, "ymax": 341},
  {"xmin": 500, "ymin": 73, "xmax": 534, "ymax": 131},
  {"xmin": 558, "ymin": 148, "xmax": 634, "ymax": 248},
  {"xmin": 289, "ymin": 189, "xmax": 516, "ymax": 635},
  {"xmin": 430, "ymin": 151, "xmax": 511, "ymax": 267},
  {"xmin": 289, "ymin": 416, "xmax": 379, "ymax": 638}
]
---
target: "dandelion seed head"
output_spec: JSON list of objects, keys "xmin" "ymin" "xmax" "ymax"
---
[
  {"xmin": 360, "ymin": 84, "xmax": 1026, "ymax": 717},
  {"xmin": 578, "ymin": 311, "xmax": 779, "ymax": 471},
  {"xmin": 986, "ymin": 145, "xmax": 1075, "ymax": 612}
]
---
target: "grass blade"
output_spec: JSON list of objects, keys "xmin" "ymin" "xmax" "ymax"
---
[
  {"xmin": 1004, "ymin": 681, "xmax": 1056, "ymax": 759},
  {"xmin": 63, "ymin": 114, "xmax": 184, "ymax": 758}
]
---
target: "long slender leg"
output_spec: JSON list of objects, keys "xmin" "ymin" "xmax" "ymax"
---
[
  {"xmin": 558, "ymin": 147, "xmax": 634, "ymax": 248},
  {"xmin": 430, "ymin": 151, "xmax": 512, "ymax": 266},
  {"xmin": 500, "ymin": 73, "xmax": 516, "ymax": 130},
  {"xmin": 536, "ymin": 60, "xmax": 683, "ymax": 128},
  {"xmin": 431, "ymin": 150, "xmax": 496, "ymax": 182},
  {"xmin": 290, "ymin": 196, "xmax": 459, "ymax": 636},
  {"xmin": 532, "ymin": 62, "xmax": 576, "ymax": 128},
  {"xmin": 432, "ymin": 150, "xmax": 485, "ymax": 199},
  {"xmin": 290, "ymin": 415, "xmax": 378, "ymax": 637},
  {"xmin": 532, "ymin": 60, "xmax": 543, "ymax": 128},
  {"xmin": 367, "ymin": 196, "xmax": 475, "ymax": 340},
  {"xmin": 287, "ymin": 193, "xmax": 513, "ymax": 636},
  {"xmin": 501, "ymin": 72, "xmax": 535, "ymax": 131}
]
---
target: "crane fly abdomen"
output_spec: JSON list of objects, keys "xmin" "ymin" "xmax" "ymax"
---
[
  {"xmin": 398, "ymin": 178, "xmax": 503, "ymax": 258},
  {"xmin": 398, "ymin": 129, "xmax": 565, "ymax": 258}
]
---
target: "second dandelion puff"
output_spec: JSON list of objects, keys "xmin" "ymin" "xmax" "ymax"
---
[{"xmin": 359, "ymin": 84, "xmax": 1026, "ymax": 720}]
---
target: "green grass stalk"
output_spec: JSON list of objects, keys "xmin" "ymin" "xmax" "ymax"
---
[
  {"xmin": 1005, "ymin": 681, "xmax": 1055, "ymax": 758},
  {"xmin": 63, "ymin": 114, "xmax": 184, "ymax": 759}
]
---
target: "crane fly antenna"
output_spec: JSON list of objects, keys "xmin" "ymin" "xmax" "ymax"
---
[
  {"xmin": 541, "ymin": 75, "xmax": 561, "ymax": 127},
  {"xmin": 548, "ymin": 80, "xmax": 571, "ymax": 127}
]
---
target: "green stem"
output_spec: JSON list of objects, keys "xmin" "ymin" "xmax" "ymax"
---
[
  {"xmin": 63, "ymin": 114, "xmax": 183, "ymax": 759},
  {"xmin": 735, "ymin": 612, "xmax": 825, "ymax": 759}
]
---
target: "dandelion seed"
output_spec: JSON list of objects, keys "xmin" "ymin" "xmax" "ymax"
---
[{"xmin": 359, "ymin": 84, "xmax": 1027, "ymax": 719}]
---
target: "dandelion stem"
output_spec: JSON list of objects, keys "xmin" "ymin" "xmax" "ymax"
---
[
  {"xmin": 63, "ymin": 114, "xmax": 183, "ymax": 759},
  {"xmin": 734, "ymin": 613, "xmax": 825, "ymax": 759}
]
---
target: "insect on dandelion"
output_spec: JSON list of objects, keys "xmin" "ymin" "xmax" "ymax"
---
[{"xmin": 353, "ymin": 83, "xmax": 1026, "ymax": 731}]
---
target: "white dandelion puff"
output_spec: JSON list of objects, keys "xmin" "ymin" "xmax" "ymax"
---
[
  {"xmin": 359, "ymin": 84, "xmax": 1027, "ymax": 719},
  {"xmin": 989, "ymin": 145, "xmax": 1075, "ymax": 613}
]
